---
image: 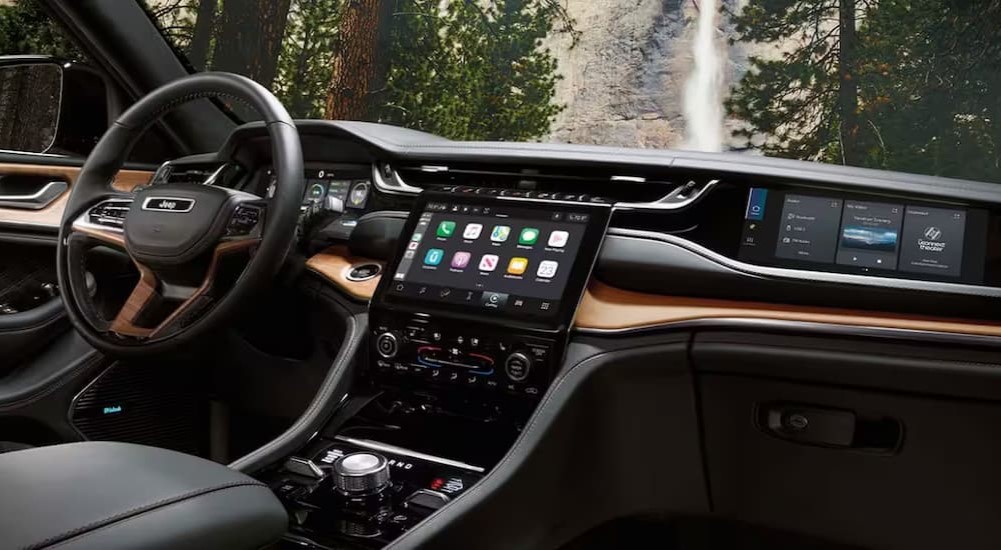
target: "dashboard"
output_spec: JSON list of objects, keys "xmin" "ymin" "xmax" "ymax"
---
[{"xmin": 170, "ymin": 119, "xmax": 1001, "ymax": 324}]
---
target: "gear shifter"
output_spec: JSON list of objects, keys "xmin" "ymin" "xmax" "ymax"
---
[{"xmin": 332, "ymin": 452, "xmax": 391, "ymax": 495}]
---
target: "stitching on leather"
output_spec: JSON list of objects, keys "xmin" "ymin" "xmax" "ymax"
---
[
  {"xmin": 23, "ymin": 480, "xmax": 266, "ymax": 550},
  {"xmin": 386, "ymin": 350, "xmax": 611, "ymax": 549}
]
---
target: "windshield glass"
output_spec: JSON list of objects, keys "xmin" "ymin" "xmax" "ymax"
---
[{"xmin": 142, "ymin": 0, "xmax": 1001, "ymax": 184}]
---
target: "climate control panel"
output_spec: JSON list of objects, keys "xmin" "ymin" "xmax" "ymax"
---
[{"xmin": 369, "ymin": 313, "xmax": 557, "ymax": 400}]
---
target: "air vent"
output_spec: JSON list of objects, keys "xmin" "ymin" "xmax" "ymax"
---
[
  {"xmin": 151, "ymin": 162, "xmax": 240, "ymax": 187},
  {"xmin": 390, "ymin": 162, "xmax": 705, "ymax": 206}
]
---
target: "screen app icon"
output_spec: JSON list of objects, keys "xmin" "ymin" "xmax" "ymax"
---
[
  {"xmin": 537, "ymin": 260, "xmax": 559, "ymax": 278},
  {"xmin": 451, "ymin": 251, "xmax": 472, "ymax": 269},
  {"xmin": 507, "ymin": 257, "xmax": 528, "ymax": 275},
  {"xmin": 463, "ymin": 223, "xmax": 483, "ymax": 240},
  {"xmin": 547, "ymin": 230, "xmax": 569, "ymax": 248},
  {"xmin": 519, "ymin": 227, "xmax": 540, "ymax": 245},
  {"xmin": 436, "ymin": 221, "xmax": 456, "ymax": 238},
  {"xmin": 478, "ymin": 254, "xmax": 499, "ymax": 272},
  {"xmin": 424, "ymin": 248, "xmax": 444, "ymax": 266},
  {"xmin": 491, "ymin": 225, "xmax": 511, "ymax": 242}
]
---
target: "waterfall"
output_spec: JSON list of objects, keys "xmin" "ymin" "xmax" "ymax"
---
[{"xmin": 684, "ymin": 0, "xmax": 724, "ymax": 152}]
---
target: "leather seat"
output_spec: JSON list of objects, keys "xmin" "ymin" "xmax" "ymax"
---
[{"xmin": 0, "ymin": 441, "xmax": 287, "ymax": 549}]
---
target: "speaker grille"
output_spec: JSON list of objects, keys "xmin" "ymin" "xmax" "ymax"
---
[{"xmin": 70, "ymin": 361, "xmax": 206, "ymax": 456}]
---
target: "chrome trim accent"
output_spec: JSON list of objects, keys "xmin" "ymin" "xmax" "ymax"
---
[
  {"xmin": 334, "ymin": 436, "xmax": 486, "ymax": 473},
  {"xmin": 419, "ymin": 165, "xmax": 449, "ymax": 173},
  {"xmin": 574, "ymin": 317, "xmax": 1001, "ymax": 348},
  {"xmin": 284, "ymin": 457, "xmax": 325, "ymax": 479},
  {"xmin": 0, "ymin": 180, "xmax": 66, "ymax": 201},
  {"xmin": 344, "ymin": 262, "xmax": 382, "ymax": 282},
  {"xmin": 371, "ymin": 163, "xmax": 422, "ymax": 196},
  {"xmin": 613, "ymin": 179, "xmax": 719, "ymax": 211},
  {"xmin": 610, "ymin": 175, "xmax": 646, "ymax": 183},
  {"xmin": 608, "ymin": 228, "xmax": 1001, "ymax": 298},
  {"xmin": 150, "ymin": 160, "xmax": 173, "ymax": 184},
  {"xmin": 141, "ymin": 196, "xmax": 195, "ymax": 213},
  {"xmin": 203, "ymin": 163, "xmax": 231, "ymax": 186}
]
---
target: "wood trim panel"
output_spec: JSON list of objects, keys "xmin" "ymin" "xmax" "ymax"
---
[
  {"xmin": 306, "ymin": 245, "xmax": 383, "ymax": 301},
  {"xmin": 0, "ymin": 164, "xmax": 152, "ymax": 229},
  {"xmin": 304, "ymin": 248, "xmax": 1001, "ymax": 338},
  {"xmin": 576, "ymin": 281, "xmax": 1001, "ymax": 337}
]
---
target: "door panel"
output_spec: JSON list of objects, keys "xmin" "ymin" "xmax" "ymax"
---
[
  {"xmin": 0, "ymin": 161, "xmax": 151, "ymax": 445},
  {"xmin": 0, "ymin": 163, "xmax": 151, "ymax": 231}
]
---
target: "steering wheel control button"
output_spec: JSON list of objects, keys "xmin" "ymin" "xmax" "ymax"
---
[
  {"xmin": 376, "ymin": 332, "xmax": 399, "ymax": 359},
  {"xmin": 346, "ymin": 263, "xmax": 382, "ymax": 282},
  {"xmin": 505, "ymin": 352, "xmax": 532, "ymax": 382},
  {"xmin": 333, "ymin": 452, "xmax": 391, "ymax": 494},
  {"xmin": 284, "ymin": 457, "xmax": 324, "ymax": 479}
]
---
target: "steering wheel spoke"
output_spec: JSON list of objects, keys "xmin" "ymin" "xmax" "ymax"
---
[
  {"xmin": 108, "ymin": 263, "xmax": 159, "ymax": 337},
  {"xmin": 69, "ymin": 196, "xmax": 133, "ymax": 249}
]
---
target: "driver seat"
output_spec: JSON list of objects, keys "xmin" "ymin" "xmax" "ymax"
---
[{"xmin": 0, "ymin": 441, "xmax": 287, "ymax": 549}]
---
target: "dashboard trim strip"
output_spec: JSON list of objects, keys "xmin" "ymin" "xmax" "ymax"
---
[{"xmin": 575, "ymin": 280, "xmax": 1001, "ymax": 340}]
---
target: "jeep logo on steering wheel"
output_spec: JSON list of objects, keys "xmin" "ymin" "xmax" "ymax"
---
[{"xmin": 141, "ymin": 197, "xmax": 195, "ymax": 213}]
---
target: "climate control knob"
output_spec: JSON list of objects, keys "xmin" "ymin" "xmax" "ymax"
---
[
  {"xmin": 504, "ymin": 351, "xmax": 532, "ymax": 382},
  {"xmin": 375, "ymin": 332, "xmax": 399, "ymax": 359},
  {"xmin": 333, "ymin": 452, "xmax": 391, "ymax": 494}
]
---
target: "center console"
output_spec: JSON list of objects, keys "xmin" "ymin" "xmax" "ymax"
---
[
  {"xmin": 368, "ymin": 190, "xmax": 611, "ymax": 407},
  {"xmin": 265, "ymin": 190, "xmax": 611, "ymax": 549}
]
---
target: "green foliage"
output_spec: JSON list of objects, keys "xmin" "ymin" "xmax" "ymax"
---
[
  {"xmin": 274, "ymin": 0, "xmax": 342, "ymax": 118},
  {"xmin": 729, "ymin": 0, "xmax": 1001, "ymax": 183},
  {"xmin": 144, "ymin": 0, "xmax": 571, "ymax": 141},
  {"xmin": 0, "ymin": 0, "xmax": 86, "ymax": 60},
  {"xmin": 375, "ymin": 0, "xmax": 569, "ymax": 141}
]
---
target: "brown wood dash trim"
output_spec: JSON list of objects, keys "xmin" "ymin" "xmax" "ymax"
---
[
  {"xmin": 0, "ymin": 164, "xmax": 152, "ymax": 228},
  {"xmin": 575, "ymin": 281, "xmax": 1001, "ymax": 337},
  {"xmin": 306, "ymin": 245, "xmax": 383, "ymax": 301}
]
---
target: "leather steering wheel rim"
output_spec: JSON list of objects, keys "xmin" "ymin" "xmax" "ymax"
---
[{"xmin": 56, "ymin": 72, "xmax": 304, "ymax": 356}]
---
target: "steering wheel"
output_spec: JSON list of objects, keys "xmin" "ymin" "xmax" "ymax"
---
[{"xmin": 56, "ymin": 72, "xmax": 304, "ymax": 356}]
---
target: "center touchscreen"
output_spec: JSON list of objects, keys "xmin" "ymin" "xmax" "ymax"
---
[
  {"xmin": 739, "ymin": 187, "xmax": 987, "ymax": 283},
  {"xmin": 380, "ymin": 193, "xmax": 610, "ymax": 324}
]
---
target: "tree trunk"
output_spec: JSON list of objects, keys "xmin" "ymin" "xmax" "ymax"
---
[
  {"xmin": 187, "ymin": 0, "xmax": 217, "ymax": 68},
  {"xmin": 838, "ymin": 0, "xmax": 859, "ymax": 164},
  {"xmin": 212, "ymin": 0, "xmax": 292, "ymax": 87},
  {"xmin": 324, "ymin": 0, "xmax": 392, "ymax": 120}
]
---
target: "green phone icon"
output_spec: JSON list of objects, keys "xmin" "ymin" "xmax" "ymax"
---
[{"xmin": 437, "ymin": 221, "xmax": 456, "ymax": 238}]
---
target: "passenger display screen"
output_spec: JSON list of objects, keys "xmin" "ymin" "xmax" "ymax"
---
[
  {"xmin": 739, "ymin": 188, "xmax": 987, "ymax": 283},
  {"xmin": 378, "ymin": 193, "xmax": 611, "ymax": 327}
]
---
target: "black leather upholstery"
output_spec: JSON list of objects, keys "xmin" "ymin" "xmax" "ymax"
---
[{"xmin": 0, "ymin": 441, "xmax": 287, "ymax": 549}]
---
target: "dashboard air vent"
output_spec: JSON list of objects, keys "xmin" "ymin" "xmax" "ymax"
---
[{"xmin": 392, "ymin": 162, "xmax": 703, "ymax": 205}]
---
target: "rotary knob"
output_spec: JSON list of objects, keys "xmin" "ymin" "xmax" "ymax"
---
[
  {"xmin": 375, "ymin": 332, "xmax": 399, "ymax": 359},
  {"xmin": 332, "ymin": 452, "xmax": 391, "ymax": 494}
]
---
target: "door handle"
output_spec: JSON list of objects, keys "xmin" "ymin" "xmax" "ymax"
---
[
  {"xmin": 0, "ymin": 180, "xmax": 68, "ymax": 210},
  {"xmin": 756, "ymin": 401, "xmax": 903, "ymax": 453}
]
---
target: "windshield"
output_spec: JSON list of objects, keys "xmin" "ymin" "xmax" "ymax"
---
[{"xmin": 142, "ymin": 0, "xmax": 1000, "ymax": 184}]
